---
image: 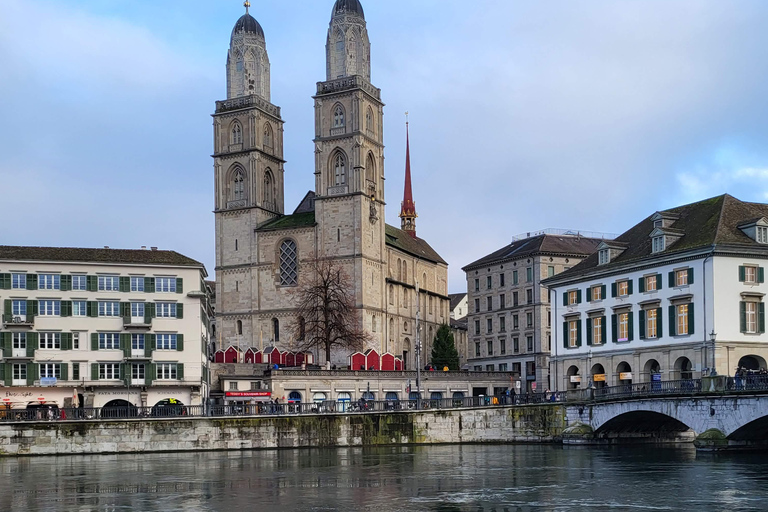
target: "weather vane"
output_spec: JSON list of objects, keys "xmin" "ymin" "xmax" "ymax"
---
[{"xmin": 244, "ymin": 1, "xmax": 251, "ymax": 14}]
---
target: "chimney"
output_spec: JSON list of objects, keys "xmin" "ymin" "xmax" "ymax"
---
[
  {"xmin": 150, "ymin": 247, "xmax": 158, "ymax": 251},
  {"xmin": 141, "ymin": 246, "xmax": 147, "ymax": 250}
]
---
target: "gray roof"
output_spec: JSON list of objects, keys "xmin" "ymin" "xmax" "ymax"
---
[
  {"xmin": 0, "ymin": 246, "xmax": 204, "ymax": 268},
  {"xmin": 385, "ymin": 225, "xmax": 447, "ymax": 265},
  {"xmin": 449, "ymin": 293, "xmax": 467, "ymax": 311},
  {"xmin": 334, "ymin": 0, "xmax": 365, "ymax": 18},
  {"xmin": 463, "ymin": 234, "xmax": 603, "ymax": 271},
  {"xmin": 232, "ymin": 14, "xmax": 264, "ymax": 39}
]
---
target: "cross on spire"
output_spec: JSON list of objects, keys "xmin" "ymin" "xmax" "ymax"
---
[{"xmin": 244, "ymin": 1, "xmax": 251, "ymax": 14}]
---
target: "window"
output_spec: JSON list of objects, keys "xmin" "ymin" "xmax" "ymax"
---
[
  {"xmin": 156, "ymin": 303, "xmax": 178, "ymax": 318},
  {"xmin": 645, "ymin": 275, "xmax": 658, "ymax": 292},
  {"xmin": 487, "ymin": 340, "xmax": 493, "ymax": 355},
  {"xmin": 233, "ymin": 170, "xmax": 245, "ymax": 200},
  {"xmin": 486, "ymin": 318, "xmax": 493, "ymax": 334},
  {"xmin": 513, "ymin": 337, "xmax": 520, "ymax": 353},
  {"xmin": 591, "ymin": 285, "xmax": 603, "ymax": 301},
  {"xmin": 72, "ymin": 332, "xmax": 80, "ymax": 350},
  {"xmin": 72, "ymin": 275, "xmax": 87, "ymax": 291},
  {"xmin": 98, "ymin": 276, "xmax": 119, "ymax": 291},
  {"xmin": 99, "ymin": 333, "xmax": 120, "ymax": 350},
  {"xmin": 231, "ymin": 122, "xmax": 242, "ymax": 144},
  {"xmin": 527, "ymin": 336, "xmax": 534, "ymax": 352},
  {"xmin": 618, "ymin": 312, "xmax": 630, "ymax": 341},
  {"xmin": 486, "ymin": 296, "xmax": 493, "ymax": 311},
  {"xmin": 744, "ymin": 265, "xmax": 758, "ymax": 284},
  {"xmin": 646, "ymin": 308, "xmax": 658, "ymax": 338},
  {"xmin": 526, "ymin": 312, "xmax": 533, "ymax": 328},
  {"xmin": 652, "ymin": 236, "xmax": 665, "ymax": 253},
  {"xmin": 251, "ymin": 381, "xmax": 260, "ymax": 390},
  {"xmin": 598, "ymin": 249, "xmax": 610, "ymax": 265},
  {"xmin": 132, "ymin": 364, "xmax": 145, "ymax": 381},
  {"xmin": 12, "ymin": 300, "xmax": 26, "ymax": 317},
  {"xmin": 157, "ymin": 334, "xmax": 178, "ymax": 350},
  {"xmin": 99, "ymin": 363, "xmax": 120, "ymax": 380},
  {"xmin": 156, "ymin": 277, "xmax": 177, "ymax": 293},
  {"xmin": 513, "ymin": 292, "xmax": 519, "ymax": 307},
  {"xmin": 38, "ymin": 274, "xmax": 60, "ymax": 290},
  {"xmin": 132, "ymin": 334, "xmax": 145, "ymax": 351},
  {"xmin": 677, "ymin": 304, "xmax": 689, "ymax": 335},
  {"xmin": 475, "ymin": 342, "xmax": 481, "ymax": 357},
  {"xmin": 474, "ymin": 279, "xmax": 479, "ymax": 292},
  {"xmin": 157, "ymin": 363, "xmax": 179, "ymax": 380},
  {"xmin": 513, "ymin": 315, "xmax": 519, "ymax": 330},
  {"xmin": 676, "ymin": 269, "xmax": 689, "ymax": 287},
  {"xmin": 500, "ymin": 338, "xmax": 506, "ymax": 354},
  {"xmin": 39, "ymin": 332, "xmax": 61, "ymax": 350},
  {"xmin": 366, "ymin": 108, "xmax": 373, "ymax": 132},
  {"xmin": 131, "ymin": 302, "xmax": 145, "ymax": 318},
  {"xmin": 98, "ymin": 302, "xmax": 120, "ymax": 317},
  {"xmin": 568, "ymin": 290, "xmax": 579, "ymax": 305},
  {"xmin": 568, "ymin": 320, "xmax": 579, "ymax": 348},
  {"xmin": 499, "ymin": 317, "xmax": 506, "ymax": 333},
  {"xmin": 279, "ymin": 239, "xmax": 299, "ymax": 286},
  {"xmin": 486, "ymin": 365, "xmax": 495, "ymax": 372},
  {"xmin": 499, "ymin": 363, "xmax": 508, "ymax": 371},
  {"xmin": 72, "ymin": 301, "xmax": 87, "ymax": 317},
  {"xmin": 11, "ymin": 273, "xmax": 26, "ymax": 289},
  {"xmin": 526, "ymin": 289, "xmax": 533, "ymax": 304},
  {"xmin": 474, "ymin": 298, "xmax": 480, "ymax": 313},
  {"xmin": 617, "ymin": 280, "xmax": 629, "ymax": 297},
  {"xmin": 264, "ymin": 124, "xmax": 273, "ymax": 147},
  {"xmin": 741, "ymin": 301, "xmax": 764, "ymax": 334},
  {"xmin": 487, "ymin": 276, "xmax": 492, "ymax": 289},
  {"xmin": 389, "ymin": 285, "xmax": 394, "ymax": 305},
  {"xmin": 40, "ymin": 363, "xmax": 61, "ymax": 379},
  {"xmin": 512, "ymin": 271, "xmax": 518, "ymax": 285},
  {"xmin": 333, "ymin": 153, "xmax": 347, "ymax": 186},
  {"xmin": 73, "ymin": 363, "xmax": 80, "ymax": 380},
  {"xmin": 333, "ymin": 105, "xmax": 345, "ymax": 128},
  {"xmin": 500, "ymin": 294, "xmax": 506, "ymax": 309},
  {"xmin": 130, "ymin": 277, "xmax": 145, "ymax": 292},
  {"xmin": 500, "ymin": 273, "xmax": 505, "ymax": 287},
  {"xmin": 526, "ymin": 267, "xmax": 533, "ymax": 283},
  {"xmin": 474, "ymin": 320, "xmax": 480, "ymax": 335},
  {"xmin": 13, "ymin": 364, "xmax": 27, "ymax": 381},
  {"xmin": 758, "ymin": 226, "xmax": 768, "ymax": 244},
  {"xmin": 548, "ymin": 266, "xmax": 555, "ymax": 277},
  {"xmin": 592, "ymin": 317, "xmax": 603, "ymax": 345},
  {"xmin": 39, "ymin": 300, "xmax": 60, "ymax": 316},
  {"xmin": 229, "ymin": 381, "xmax": 239, "ymax": 391},
  {"xmin": 12, "ymin": 333, "xmax": 26, "ymax": 349}
]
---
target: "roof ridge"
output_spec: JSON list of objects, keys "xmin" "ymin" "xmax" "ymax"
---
[{"xmin": 712, "ymin": 194, "xmax": 733, "ymax": 244}]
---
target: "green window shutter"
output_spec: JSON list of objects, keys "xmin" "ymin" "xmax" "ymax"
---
[
  {"xmin": 61, "ymin": 301, "xmax": 72, "ymax": 317},
  {"xmin": 760, "ymin": 267, "xmax": 766, "ymax": 284},
  {"xmin": 760, "ymin": 303, "xmax": 766, "ymax": 334},
  {"xmin": 576, "ymin": 320, "xmax": 582, "ymax": 347},
  {"xmin": 87, "ymin": 301, "xmax": 98, "ymax": 318},
  {"xmin": 60, "ymin": 333, "xmax": 71, "ymax": 351},
  {"xmin": 601, "ymin": 316, "xmax": 607, "ymax": 344},
  {"xmin": 28, "ymin": 300, "xmax": 38, "ymax": 319},
  {"xmin": 91, "ymin": 363, "xmax": 99, "ymax": 381},
  {"xmin": 119, "ymin": 276, "xmax": 130, "ymax": 293},
  {"xmin": 73, "ymin": 363, "xmax": 80, "ymax": 381},
  {"xmin": 176, "ymin": 278, "xmax": 184, "ymax": 294},
  {"xmin": 657, "ymin": 274, "xmax": 663, "ymax": 290},
  {"xmin": 0, "ymin": 274, "xmax": 11, "ymax": 289},
  {"xmin": 657, "ymin": 308, "xmax": 663, "ymax": 338},
  {"xmin": 147, "ymin": 363, "xmax": 155, "ymax": 386},
  {"xmin": 601, "ymin": 285, "xmax": 606, "ymax": 299},
  {"xmin": 739, "ymin": 266, "xmax": 746, "ymax": 282},
  {"xmin": 688, "ymin": 268, "xmax": 694, "ymax": 285},
  {"xmin": 563, "ymin": 292, "xmax": 568, "ymax": 307},
  {"xmin": 2, "ymin": 363, "xmax": 10, "ymax": 386},
  {"xmin": 176, "ymin": 303, "xmax": 183, "ymax": 319},
  {"xmin": 611, "ymin": 283, "xmax": 617, "ymax": 298},
  {"xmin": 639, "ymin": 310, "xmax": 646, "ymax": 339},
  {"xmin": 26, "ymin": 274, "xmax": 37, "ymax": 290},
  {"xmin": 586, "ymin": 287, "xmax": 592, "ymax": 302},
  {"xmin": 120, "ymin": 302, "xmax": 130, "ymax": 318},
  {"xmin": 60, "ymin": 363, "xmax": 68, "ymax": 382},
  {"xmin": 669, "ymin": 305, "xmax": 676, "ymax": 337},
  {"xmin": 120, "ymin": 334, "xmax": 131, "ymax": 357},
  {"xmin": 3, "ymin": 299, "xmax": 10, "ymax": 319},
  {"xmin": 586, "ymin": 317, "xmax": 593, "ymax": 345},
  {"xmin": 60, "ymin": 275, "xmax": 72, "ymax": 292},
  {"xmin": 1, "ymin": 332, "xmax": 11, "ymax": 357},
  {"xmin": 146, "ymin": 334, "xmax": 156, "ymax": 357},
  {"xmin": 91, "ymin": 333, "xmax": 99, "ymax": 351},
  {"xmin": 611, "ymin": 314, "xmax": 618, "ymax": 343},
  {"xmin": 740, "ymin": 302, "xmax": 747, "ymax": 333},
  {"xmin": 688, "ymin": 303, "xmax": 695, "ymax": 335},
  {"xmin": 576, "ymin": 289, "xmax": 582, "ymax": 304},
  {"xmin": 145, "ymin": 277, "xmax": 155, "ymax": 293},
  {"xmin": 121, "ymin": 363, "xmax": 129, "ymax": 386},
  {"xmin": 87, "ymin": 275, "xmax": 98, "ymax": 292},
  {"xmin": 176, "ymin": 363, "xmax": 184, "ymax": 380},
  {"xmin": 26, "ymin": 333, "xmax": 38, "ymax": 358},
  {"xmin": 627, "ymin": 280, "xmax": 634, "ymax": 295},
  {"xmin": 0, "ymin": 364, "xmax": 4, "ymax": 383},
  {"xmin": 628, "ymin": 312, "xmax": 634, "ymax": 341},
  {"xmin": 669, "ymin": 271, "xmax": 675, "ymax": 288},
  {"xmin": 27, "ymin": 363, "xmax": 38, "ymax": 386},
  {"xmin": 147, "ymin": 303, "xmax": 156, "ymax": 318},
  {"xmin": 563, "ymin": 322, "xmax": 568, "ymax": 349},
  {"xmin": 176, "ymin": 334, "xmax": 184, "ymax": 351},
  {"xmin": 639, "ymin": 277, "xmax": 645, "ymax": 293}
]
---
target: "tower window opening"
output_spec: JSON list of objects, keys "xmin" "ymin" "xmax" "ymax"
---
[
  {"xmin": 333, "ymin": 105, "xmax": 345, "ymax": 128},
  {"xmin": 233, "ymin": 170, "xmax": 245, "ymax": 201},
  {"xmin": 231, "ymin": 122, "xmax": 243, "ymax": 145},
  {"xmin": 334, "ymin": 153, "xmax": 347, "ymax": 186}
]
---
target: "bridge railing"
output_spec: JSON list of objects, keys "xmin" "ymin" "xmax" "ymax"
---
[
  {"xmin": 591, "ymin": 379, "xmax": 702, "ymax": 401},
  {"xmin": 726, "ymin": 374, "xmax": 768, "ymax": 392}
]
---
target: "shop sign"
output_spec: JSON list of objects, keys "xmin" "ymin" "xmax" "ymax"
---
[
  {"xmin": 652, "ymin": 373, "xmax": 662, "ymax": 382},
  {"xmin": 619, "ymin": 372, "xmax": 633, "ymax": 380},
  {"xmin": 225, "ymin": 392, "xmax": 271, "ymax": 398},
  {"xmin": 593, "ymin": 374, "xmax": 607, "ymax": 382},
  {"xmin": 569, "ymin": 375, "xmax": 582, "ymax": 383}
]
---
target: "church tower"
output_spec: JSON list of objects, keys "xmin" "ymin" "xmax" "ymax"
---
[
  {"xmin": 399, "ymin": 120, "xmax": 418, "ymax": 238},
  {"xmin": 213, "ymin": 2, "xmax": 286, "ymax": 347},
  {"xmin": 313, "ymin": 0, "xmax": 387, "ymax": 352}
]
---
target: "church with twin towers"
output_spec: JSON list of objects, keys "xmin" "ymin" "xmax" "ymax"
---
[{"xmin": 213, "ymin": 0, "xmax": 449, "ymax": 367}]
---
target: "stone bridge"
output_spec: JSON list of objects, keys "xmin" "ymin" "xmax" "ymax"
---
[{"xmin": 563, "ymin": 393, "xmax": 768, "ymax": 450}]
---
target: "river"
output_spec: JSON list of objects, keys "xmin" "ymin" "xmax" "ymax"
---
[{"xmin": 2, "ymin": 444, "xmax": 767, "ymax": 511}]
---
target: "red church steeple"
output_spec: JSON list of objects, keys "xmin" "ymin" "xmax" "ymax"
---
[{"xmin": 399, "ymin": 115, "xmax": 418, "ymax": 238}]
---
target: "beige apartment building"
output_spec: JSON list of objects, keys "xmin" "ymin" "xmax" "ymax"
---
[
  {"xmin": 462, "ymin": 231, "xmax": 605, "ymax": 391},
  {"xmin": 0, "ymin": 246, "xmax": 212, "ymax": 410}
]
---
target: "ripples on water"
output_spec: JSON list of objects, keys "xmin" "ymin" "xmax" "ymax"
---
[{"xmin": 2, "ymin": 444, "xmax": 768, "ymax": 512}]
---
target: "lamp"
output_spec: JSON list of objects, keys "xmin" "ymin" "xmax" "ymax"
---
[{"xmin": 709, "ymin": 330, "xmax": 717, "ymax": 376}]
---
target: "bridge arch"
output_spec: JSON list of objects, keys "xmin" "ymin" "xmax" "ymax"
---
[
  {"xmin": 594, "ymin": 410, "xmax": 692, "ymax": 437},
  {"xmin": 727, "ymin": 415, "xmax": 768, "ymax": 442}
]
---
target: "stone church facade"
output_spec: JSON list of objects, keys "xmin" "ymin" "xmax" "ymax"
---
[{"xmin": 213, "ymin": 0, "xmax": 449, "ymax": 368}]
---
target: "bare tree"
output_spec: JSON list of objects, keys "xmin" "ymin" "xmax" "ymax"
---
[{"xmin": 291, "ymin": 257, "xmax": 371, "ymax": 364}]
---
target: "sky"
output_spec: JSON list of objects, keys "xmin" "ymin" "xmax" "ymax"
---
[{"xmin": 2, "ymin": 0, "xmax": 768, "ymax": 293}]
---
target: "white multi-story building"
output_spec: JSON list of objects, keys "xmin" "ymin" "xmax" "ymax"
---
[
  {"xmin": 545, "ymin": 194, "xmax": 768, "ymax": 391},
  {"xmin": 0, "ymin": 246, "xmax": 212, "ymax": 410}
]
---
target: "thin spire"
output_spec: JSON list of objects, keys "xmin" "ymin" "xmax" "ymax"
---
[
  {"xmin": 244, "ymin": 1, "xmax": 250, "ymax": 14},
  {"xmin": 400, "ymin": 112, "xmax": 418, "ymax": 238}
]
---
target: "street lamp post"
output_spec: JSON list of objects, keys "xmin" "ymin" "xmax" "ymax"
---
[{"xmin": 709, "ymin": 330, "xmax": 717, "ymax": 376}]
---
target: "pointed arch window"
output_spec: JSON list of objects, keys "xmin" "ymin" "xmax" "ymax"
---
[
  {"xmin": 333, "ymin": 105, "xmax": 345, "ymax": 128},
  {"xmin": 298, "ymin": 317, "xmax": 306, "ymax": 341},
  {"xmin": 365, "ymin": 153, "xmax": 375, "ymax": 185},
  {"xmin": 231, "ymin": 122, "xmax": 243, "ymax": 145},
  {"xmin": 279, "ymin": 239, "xmax": 298, "ymax": 286},
  {"xmin": 233, "ymin": 169, "xmax": 245, "ymax": 201},
  {"xmin": 366, "ymin": 108, "xmax": 374, "ymax": 133},
  {"xmin": 263, "ymin": 170, "xmax": 275, "ymax": 209},
  {"xmin": 272, "ymin": 318, "xmax": 280, "ymax": 343},
  {"xmin": 263, "ymin": 123, "xmax": 273, "ymax": 148},
  {"xmin": 333, "ymin": 152, "xmax": 347, "ymax": 186}
]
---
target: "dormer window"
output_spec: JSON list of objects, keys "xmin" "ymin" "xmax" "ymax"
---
[
  {"xmin": 654, "ymin": 220, "xmax": 663, "ymax": 228},
  {"xmin": 758, "ymin": 226, "xmax": 768, "ymax": 244},
  {"xmin": 598, "ymin": 249, "xmax": 610, "ymax": 265},
  {"xmin": 652, "ymin": 236, "xmax": 665, "ymax": 253}
]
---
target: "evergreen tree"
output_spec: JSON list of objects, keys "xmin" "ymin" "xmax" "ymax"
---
[{"xmin": 431, "ymin": 324, "xmax": 460, "ymax": 370}]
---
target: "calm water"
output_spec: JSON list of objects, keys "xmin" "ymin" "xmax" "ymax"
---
[{"xmin": 2, "ymin": 445, "xmax": 768, "ymax": 511}]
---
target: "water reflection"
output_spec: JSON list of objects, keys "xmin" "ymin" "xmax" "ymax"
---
[{"xmin": 2, "ymin": 445, "xmax": 768, "ymax": 511}]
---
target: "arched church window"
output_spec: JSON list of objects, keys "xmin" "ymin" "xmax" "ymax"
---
[
  {"xmin": 366, "ymin": 108, "xmax": 374, "ymax": 133},
  {"xmin": 372, "ymin": 315, "xmax": 377, "ymax": 333},
  {"xmin": 333, "ymin": 105, "xmax": 345, "ymax": 128},
  {"xmin": 233, "ymin": 169, "xmax": 245, "ymax": 201},
  {"xmin": 334, "ymin": 31, "xmax": 345, "ymax": 78},
  {"xmin": 366, "ymin": 153, "xmax": 375, "ymax": 185},
  {"xmin": 397, "ymin": 259, "xmax": 402, "ymax": 281},
  {"xmin": 263, "ymin": 170, "xmax": 274, "ymax": 208},
  {"xmin": 231, "ymin": 122, "xmax": 243, "ymax": 145},
  {"xmin": 237, "ymin": 320, "xmax": 243, "ymax": 336},
  {"xmin": 389, "ymin": 284, "xmax": 394, "ymax": 305},
  {"xmin": 403, "ymin": 261, "xmax": 408, "ymax": 283},
  {"xmin": 272, "ymin": 318, "xmax": 280, "ymax": 343},
  {"xmin": 263, "ymin": 124, "xmax": 273, "ymax": 147},
  {"xmin": 298, "ymin": 317, "xmax": 306, "ymax": 341},
  {"xmin": 279, "ymin": 239, "xmax": 298, "ymax": 286},
  {"xmin": 333, "ymin": 152, "xmax": 347, "ymax": 186}
]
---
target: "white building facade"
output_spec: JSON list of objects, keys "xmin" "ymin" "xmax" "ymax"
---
[
  {"xmin": 0, "ymin": 247, "xmax": 212, "ymax": 410},
  {"xmin": 546, "ymin": 195, "xmax": 768, "ymax": 391}
]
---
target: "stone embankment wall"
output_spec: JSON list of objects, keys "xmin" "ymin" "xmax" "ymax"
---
[{"xmin": 0, "ymin": 405, "xmax": 568, "ymax": 457}]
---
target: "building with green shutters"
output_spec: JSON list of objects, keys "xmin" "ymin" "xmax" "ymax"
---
[{"xmin": 0, "ymin": 246, "xmax": 212, "ymax": 410}]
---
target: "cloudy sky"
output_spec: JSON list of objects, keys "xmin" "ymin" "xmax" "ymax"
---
[{"xmin": 2, "ymin": 0, "xmax": 768, "ymax": 292}]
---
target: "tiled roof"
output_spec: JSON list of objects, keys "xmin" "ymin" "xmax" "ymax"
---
[
  {"xmin": 449, "ymin": 293, "xmax": 466, "ymax": 311},
  {"xmin": 385, "ymin": 224, "xmax": 447, "ymax": 265},
  {"xmin": 463, "ymin": 234, "xmax": 603, "ymax": 271},
  {"xmin": 549, "ymin": 194, "xmax": 768, "ymax": 282},
  {"xmin": 257, "ymin": 212, "xmax": 316, "ymax": 232},
  {"xmin": 0, "ymin": 246, "xmax": 203, "ymax": 267},
  {"xmin": 450, "ymin": 318, "xmax": 468, "ymax": 330}
]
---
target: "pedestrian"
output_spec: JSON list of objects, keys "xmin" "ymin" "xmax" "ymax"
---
[{"xmin": 510, "ymin": 387, "xmax": 517, "ymax": 405}]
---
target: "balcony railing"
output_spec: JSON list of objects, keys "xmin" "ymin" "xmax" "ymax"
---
[
  {"xmin": 123, "ymin": 316, "xmax": 151, "ymax": 330},
  {"xmin": 2, "ymin": 314, "xmax": 33, "ymax": 327}
]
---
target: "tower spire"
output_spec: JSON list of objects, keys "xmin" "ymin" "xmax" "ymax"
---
[
  {"xmin": 399, "ymin": 113, "xmax": 418, "ymax": 238},
  {"xmin": 244, "ymin": 1, "xmax": 250, "ymax": 14}
]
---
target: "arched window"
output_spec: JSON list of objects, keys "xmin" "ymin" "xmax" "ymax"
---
[
  {"xmin": 263, "ymin": 170, "xmax": 274, "ymax": 208},
  {"xmin": 397, "ymin": 259, "xmax": 402, "ymax": 281},
  {"xmin": 403, "ymin": 261, "xmax": 408, "ymax": 283},
  {"xmin": 298, "ymin": 317, "xmax": 306, "ymax": 341},
  {"xmin": 263, "ymin": 124, "xmax": 273, "ymax": 147},
  {"xmin": 272, "ymin": 318, "xmax": 280, "ymax": 343},
  {"xmin": 423, "ymin": 272, "xmax": 427, "ymax": 289},
  {"xmin": 366, "ymin": 108, "xmax": 374, "ymax": 133},
  {"xmin": 366, "ymin": 153, "xmax": 375, "ymax": 184},
  {"xmin": 403, "ymin": 289, "xmax": 408, "ymax": 308},
  {"xmin": 231, "ymin": 122, "xmax": 243, "ymax": 145},
  {"xmin": 333, "ymin": 105, "xmax": 345, "ymax": 128},
  {"xmin": 233, "ymin": 169, "xmax": 245, "ymax": 200},
  {"xmin": 389, "ymin": 284, "xmax": 394, "ymax": 305},
  {"xmin": 236, "ymin": 320, "xmax": 243, "ymax": 336},
  {"xmin": 279, "ymin": 239, "xmax": 298, "ymax": 286},
  {"xmin": 333, "ymin": 152, "xmax": 347, "ymax": 186},
  {"xmin": 372, "ymin": 315, "xmax": 377, "ymax": 333},
  {"xmin": 334, "ymin": 31, "xmax": 345, "ymax": 78}
]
